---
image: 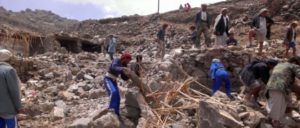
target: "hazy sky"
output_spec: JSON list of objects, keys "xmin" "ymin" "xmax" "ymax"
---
[{"xmin": 0, "ymin": 0, "xmax": 223, "ymax": 20}]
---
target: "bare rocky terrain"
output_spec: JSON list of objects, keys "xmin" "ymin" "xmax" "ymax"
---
[
  {"xmin": 0, "ymin": 6, "xmax": 77, "ymax": 34},
  {"xmin": 1, "ymin": 0, "xmax": 300, "ymax": 128}
]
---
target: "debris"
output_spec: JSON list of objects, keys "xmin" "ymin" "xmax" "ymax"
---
[{"xmin": 68, "ymin": 118, "xmax": 92, "ymax": 128}]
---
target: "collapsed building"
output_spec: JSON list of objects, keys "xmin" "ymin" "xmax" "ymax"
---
[
  {"xmin": 0, "ymin": 0, "xmax": 300, "ymax": 127},
  {"xmin": 0, "ymin": 25, "xmax": 104, "ymax": 57}
]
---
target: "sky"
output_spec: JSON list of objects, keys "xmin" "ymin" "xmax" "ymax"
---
[{"xmin": 0, "ymin": 0, "xmax": 223, "ymax": 21}]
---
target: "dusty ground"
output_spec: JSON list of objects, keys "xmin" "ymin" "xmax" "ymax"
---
[{"xmin": 1, "ymin": 0, "xmax": 300, "ymax": 127}]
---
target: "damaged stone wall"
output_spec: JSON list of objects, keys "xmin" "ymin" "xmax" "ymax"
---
[{"xmin": 0, "ymin": 26, "xmax": 52, "ymax": 56}]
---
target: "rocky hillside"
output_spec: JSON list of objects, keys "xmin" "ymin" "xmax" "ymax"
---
[
  {"xmin": 1, "ymin": 0, "xmax": 300, "ymax": 128},
  {"xmin": 0, "ymin": 6, "xmax": 78, "ymax": 34}
]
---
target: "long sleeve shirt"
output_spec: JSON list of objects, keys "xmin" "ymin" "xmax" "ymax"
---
[
  {"xmin": 210, "ymin": 62, "xmax": 225, "ymax": 79},
  {"xmin": 266, "ymin": 63, "xmax": 300, "ymax": 95},
  {"xmin": 195, "ymin": 11, "xmax": 210, "ymax": 28},
  {"xmin": 0, "ymin": 62, "xmax": 21, "ymax": 115},
  {"xmin": 108, "ymin": 59, "xmax": 129, "ymax": 81}
]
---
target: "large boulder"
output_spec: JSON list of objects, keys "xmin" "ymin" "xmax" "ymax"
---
[
  {"xmin": 52, "ymin": 107, "xmax": 65, "ymax": 120},
  {"xmin": 68, "ymin": 118, "xmax": 92, "ymax": 128},
  {"xmin": 241, "ymin": 111, "xmax": 266, "ymax": 128},
  {"xmin": 197, "ymin": 99, "xmax": 244, "ymax": 128},
  {"xmin": 92, "ymin": 112, "xmax": 120, "ymax": 128}
]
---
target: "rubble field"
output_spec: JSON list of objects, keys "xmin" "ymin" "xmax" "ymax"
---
[{"xmin": 0, "ymin": 0, "xmax": 300, "ymax": 127}]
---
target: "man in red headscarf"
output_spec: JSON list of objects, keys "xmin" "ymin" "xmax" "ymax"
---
[{"xmin": 103, "ymin": 52, "xmax": 132, "ymax": 116}]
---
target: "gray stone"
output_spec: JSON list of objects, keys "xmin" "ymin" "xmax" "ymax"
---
[
  {"xmin": 84, "ymin": 74, "xmax": 94, "ymax": 80},
  {"xmin": 76, "ymin": 71, "xmax": 85, "ymax": 80},
  {"xmin": 77, "ymin": 87, "xmax": 88, "ymax": 98},
  {"xmin": 92, "ymin": 112, "xmax": 120, "ymax": 128},
  {"xmin": 68, "ymin": 118, "xmax": 92, "ymax": 128},
  {"xmin": 259, "ymin": 122, "xmax": 273, "ymax": 128},
  {"xmin": 148, "ymin": 80, "xmax": 160, "ymax": 92},
  {"xmin": 27, "ymin": 80, "xmax": 38, "ymax": 88},
  {"xmin": 40, "ymin": 102, "xmax": 54, "ymax": 113},
  {"xmin": 55, "ymin": 100, "xmax": 67, "ymax": 112},
  {"xmin": 44, "ymin": 72, "xmax": 54, "ymax": 79},
  {"xmin": 243, "ymin": 111, "xmax": 266, "ymax": 128},
  {"xmin": 59, "ymin": 91, "xmax": 75, "ymax": 101},
  {"xmin": 65, "ymin": 70, "xmax": 73, "ymax": 82},
  {"xmin": 197, "ymin": 100, "xmax": 244, "ymax": 128},
  {"xmin": 68, "ymin": 84, "xmax": 79, "ymax": 93},
  {"xmin": 281, "ymin": 116, "xmax": 297, "ymax": 127},
  {"xmin": 89, "ymin": 108, "xmax": 109, "ymax": 120},
  {"xmin": 88, "ymin": 88, "xmax": 106, "ymax": 99},
  {"xmin": 171, "ymin": 122, "xmax": 188, "ymax": 128},
  {"xmin": 52, "ymin": 107, "xmax": 65, "ymax": 120},
  {"xmin": 125, "ymin": 91, "xmax": 140, "ymax": 120},
  {"xmin": 239, "ymin": 112, "xmax": 250, "ymax": 120}
]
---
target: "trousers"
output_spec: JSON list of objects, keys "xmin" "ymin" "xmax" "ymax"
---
[
  {"xmin": 0, "ymin": 116, "xmax": 17, "ymax": 128},
  {"xmin": 212, "ymin": 70, "xmax": 231, "ymax": 96},
  {"xmin": 104, "ymin": 77, "xmax": 120, "ymax": 116}
]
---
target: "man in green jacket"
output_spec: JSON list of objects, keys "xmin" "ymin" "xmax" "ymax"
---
[
  {"xmin": 0, "ymin": 49, "xmax": 22, "ymax": 128},
  {"xmin": 265, "ymin": 56, "xmax": 300, "ymax": 127}
]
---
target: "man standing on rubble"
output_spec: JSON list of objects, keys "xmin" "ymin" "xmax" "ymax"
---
[
  {"xmin": 195, "ymin": 4, "xmax": 211, "ymax": 48},
  {"xmin": 210, "ymin": 58, "xmax": 234, "ymax": 99},
  {"xmin": 0, "ymin": 49, "xmax": 22, "ymax": 128},
  {"xmin": 248, "ymin": 8, "xmax": 270, "ymax": 54},
  {"xmin": 107, "ymin": 35, "xmax": 117, "ymax": 61},
  {"xmin": 214, "ymin": 8, "xmax": 230, "ymax": 47},
  {"xmin": 284, "ymin": 21, "xmax": 298, "ymax": 57},
  {"xmin": 156, "ymin": 24, "xmax": 168, "ymax": 61},
  {"xmin": 239, "ymin": 59, "xmax": 278, "ymax": 107},
  {"xmin": 265, "ymin": 56, "xmax": 300, "ymax": 127},
  {"xmin": 103, "ymin": 52, "xmax": 132, "ymax": 116}
]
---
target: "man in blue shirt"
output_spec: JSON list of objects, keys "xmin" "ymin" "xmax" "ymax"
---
[
  {"xmin": 103, "ymin": 52, "xmax": 132, "ymax": 116},
  {"xmin": 210, "ymin": 58, "xmax": 234, "ymax": 100}
]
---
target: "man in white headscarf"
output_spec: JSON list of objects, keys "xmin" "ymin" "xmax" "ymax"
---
[
  {"xmin": 214, "ymin": 8, "xmax": 230, "ymax": 47},
  {"xmin": 0, "ymin": 49, "xmax": 22, "ymax": 128},
  {"xmin": 248, "ymin": 8, "xmax": 270, "ymax": 54}
]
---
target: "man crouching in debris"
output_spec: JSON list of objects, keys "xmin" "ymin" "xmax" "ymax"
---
[
  {"xmin": 265, "ymin": 56, "xmax": 300, "ymax": 127},
  {"xmin": 239, "ymin": 59, "xmax": 278, "ymax": 107},
  {"xmin": 103, "ymin": 52, "xmax": 132, "ymax": 116},
  {"xmin": 0, "ymin": 49, "xmax": 23, "ymax": 128},
  {"xmin": 210, "ymin": 58, "xmax": 234, "ymax": 100}
]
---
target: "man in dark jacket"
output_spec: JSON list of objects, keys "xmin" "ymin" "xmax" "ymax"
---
[
  {"xmin": 214, "ymin": 8, "xmax": 230, "ymax": 47},
  {"xmin": 195, "ymin": 4, "xmax": 211, "ymax": 47},
  {"xmin": 248, "ymin": 8, "xmax": 270, "ymax": 54},
  {"xmin": 0, "ymin": 49, "xmax": 22, "ymax": 128},
  {"xmin": 265, "ymin": 56, "xmax": 300, "ymax": 127},
  {"xmin": 240, "ymin": 59, "xmax": 278, "ymax": 107},
  {"xmin": 103, "ymin": 53, "xmax": 132, "ymax": 116},
  {"xmin": 266, "ymin": 16, "xmax": 274, "ymax": 40},
  {"xmin": 284, "ymin": 21, "xmax": 298, "ymax": 57},
  {"xmin": 156, "ymin": 24, "xmax": 168, "ymax": 61}
]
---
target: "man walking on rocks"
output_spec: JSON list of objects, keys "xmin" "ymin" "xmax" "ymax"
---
[
  {"xmin": 195, "ymin": 4, "xmax": 211, "ymax": 48},
  {"xmin": 107, "ymin": 35, "xmax": 117, "ymax": 61},
  {"xmin": 103, "ymin": 52, "xmax": 132, "ymax": 116},
  {"xmin": 265, "ymin": 56, "xmax": 300, "ymax": 127},
  {"xmin": 214, "ymin": 8, "xmax": 230, "ymax": 47},
  {"xmin": 156, "ymin": 24, "xmax": 168, "ymax": 61},
  {"xmin": 239, "ymin": 59, "xmax": 278, "ymax": 107},
  {"xmin": 248, "ymin": 8, "xmax": 270, "ymax": 54},
  {"xmin": 284, "ymin": 21, "xmax": 298, "ymax": 57},
  {"xmin": 0, "ymin": 49, "xmax": 22, "ymax": 128},
  {"xmin": 210, "ymin": 58, "xmax": 234, "ymax": 100}
]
